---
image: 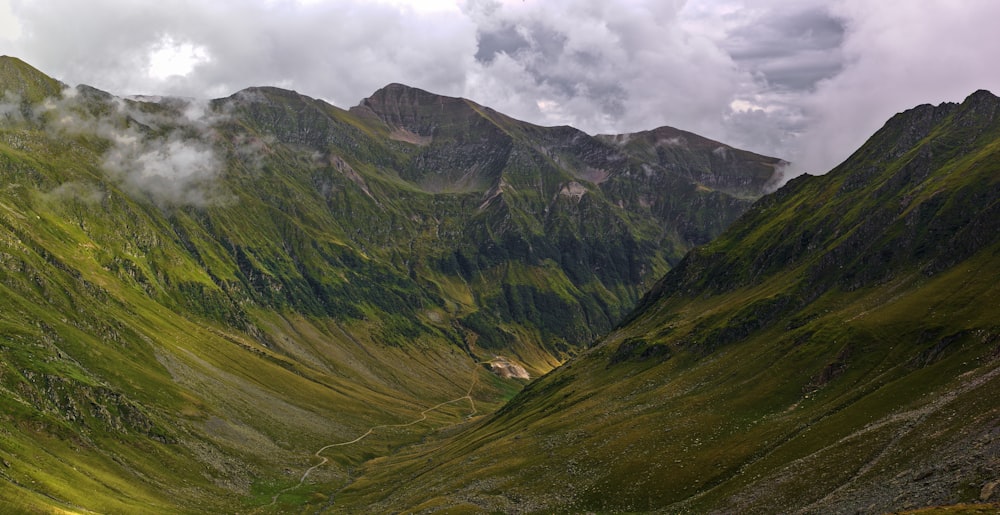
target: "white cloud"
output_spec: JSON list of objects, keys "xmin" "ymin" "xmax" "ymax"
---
[
  {"xmin": 463, "ymin": 0, "xmax": 744, "ymax": 137},
  {"xmin": 2, "ymin": 0, "xmax": 999, "ymax": 180},
  {"xmin": 0, "ymin": 0, "xmax": 20, "ymax": 41},
  {"xmin": 372, "ymin": 0, "xmax": 461, "ymax": 13},
  {"xmin": 789, "ymin": 0, "xmax": 1000, "ymax": 174},
  {"xmin": 1, "ymin": 86, "xmax": 231, "ymax": 206},
  {"xmin": 103, "ymin": 135, "xmax": 222, "ymax": 206},
  {"xmin": 147, "ymin": 35, "xmax": 211, "ymax": 80}
]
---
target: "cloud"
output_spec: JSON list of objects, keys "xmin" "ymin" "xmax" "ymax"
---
[
  {"xmin": 5, "ymin": 0, "xmax": 476, "ymax": 102},
  {"xmin": 463, "ymin": 0, "xmax": 743, "ymax": 136},
  {"xmin": 99, "ymin": 97, "xmax": 229, "ymax": 207},
  {"xmin": 0, "ymin": 85, "xmax": 230, "ymax": 206},
  {"xmin": 722, "ymin": 5, "xmax": 845, "ymax": 92},
  {"xmin": 43, "ymin": 181, "xmax": 105, "ymax": 204},
  {"xmin": 6, "ymin": 0, "xmax": 740, "ymax": 138},
  {"xmin": 147, "ymin": 35, "xmax": 211, "ymax": 80},
  {"xmin": 682, "ymin": 0, "xmax": 1000, "ymax": 183},
  {"xmin": 3, "ymin": 0, "xmax": 1000, "ymax": 186},
  {"xmin": 101, "ymin": 124, "xmax": 225, "ymax": 207},
  {"xmin": 788, "ymin": 0, "xmax": 1000, "ymax": 175},
  {"xmin": 0, "ymin": 0, "xmax": 20, "ymax": 40},
  {"xmin": 0, "ymin": 92, "xmax": 26, "ymax": 122}
]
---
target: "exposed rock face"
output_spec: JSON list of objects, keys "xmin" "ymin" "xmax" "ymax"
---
[
  {"xmin": 982, "ymin": 480, "xmax": 999, "ymax": 501},
  {"xmin": 340, "ymin": 83, "xmax": 785, "ymax": 354},
  {"xmin": 487, "ymin": 356, "xmax": 530, "ymax": 380},
  {"xmin": 354, "ymin": 83, "xmax": 782, "ymax": 200},
  {"xmin": 598, "ymin": 125, "xmax": 786, "ymax": 198},
  {"xmin": 352, "ymin": 83, "xmax": 485, "ymax": 139},
  {"xmin": 351, "ymin": 83, "xmax": 784, "ymax": 248}
]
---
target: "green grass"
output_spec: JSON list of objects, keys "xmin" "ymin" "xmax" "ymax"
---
[
  {"xmin": 0, "ymin": 58, "xmax": 788, "ymax": 512},
  {"xmin": 329, "ymin": 91, "xmax": 1000, "ymax": 513}
]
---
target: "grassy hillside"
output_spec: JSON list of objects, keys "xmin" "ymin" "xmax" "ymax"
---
[
  {"xmin": 336, "ymin": 91, "xmax": 1000, "ymax": 513},
  {"xmin": 0, "ymin": 56, "xmax": 779, "ymax": 512}
]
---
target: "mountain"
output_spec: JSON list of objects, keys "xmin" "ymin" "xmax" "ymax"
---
[
  {"xmin": 0, "ymin": 55, "xmax": 64, "ymax": 103},
  {"xmin": 333, "ymin": 91, "xmax": 1000, "ymax": 513},
  {"xmin": 0, "ymin": 56, "xmax": 781, "ymax": 512},
  {"xmin": 596, "ymin": 124, "xmax": 781, "ymax": 199},
  {"xmin": 347, "ymin": 82, "xmax": 784, "ymax": 359},
  {"xmin": 216, "ymin": 79, "xmax": 783, "ymax": 368}
]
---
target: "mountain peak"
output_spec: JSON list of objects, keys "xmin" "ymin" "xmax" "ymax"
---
[
  {"xmin": 363, "ymin": 82, "xmax": 457, "ymax": 102},
  {"xmin": 957, "ymin": 88, "xmax": 998, "ymax": 126},
  {"xmin": 597, "ymin": 124, "xmax": 786, "ymax": 199},
  {"xmin": 824, "ymin": 89, "xmax": 995, "ymax": 184},
  {"xmin": 0, "ymin": 55, "xmax": 65, "ymax": 103},
  {"xmin": 966, "ymin": 88, "xmax": 998, "ymax": 102},
  {"xmin": 372, "ymin": 82, "xmax": 430, "ymax": 95},
  {"xmin": 351, "ymin": 82, "xmax": 473, "ymax": 137}
]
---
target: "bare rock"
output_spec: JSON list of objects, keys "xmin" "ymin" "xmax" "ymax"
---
[{"xmin": 981, "ymin": 479, "xmax": 999, "ymax": 501}]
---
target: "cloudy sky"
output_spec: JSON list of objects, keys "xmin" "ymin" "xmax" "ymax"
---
[{"xmin": 2, "ymin": 0, "xmax": 998, "ymax": 177}]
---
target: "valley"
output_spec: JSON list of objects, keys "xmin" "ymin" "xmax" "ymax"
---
[
  {"xmin": 0, "ymin": 55, "xmax": 997, "ymax": 513},
  {"xmin": 332, "ymin": 90, "xmax": 1000, "ymax": 513},
  {"xmin": 0, "ymin": 55, "xmax": 782, "ymax": 512}
]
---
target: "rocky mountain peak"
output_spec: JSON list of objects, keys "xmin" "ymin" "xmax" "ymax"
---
[
  {"xmin": 954, "ymin": 88, "xmax": 999, "ymax": 131},
  {"xmin": 862, "ymin": 89, "xmax": 998, "ymax": 163},
  {"xmin": 351, "ymin": 82, "xmax": 474, "ymax": 137},
  {"xmin": 597, "ymin": 124, "xmax": 786, "ymax": 199},
  {"xmin": 965, "ymin": 88, "xmax": 999, "ymax": 105}
]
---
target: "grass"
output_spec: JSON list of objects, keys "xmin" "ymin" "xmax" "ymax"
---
[
  {"xmin": 326, "ymin": 91, "xmax": 1000, "ymax": 512},
  {"xmin": 0, "ymin": 57, "xmax": 799, "ymax": 513}
]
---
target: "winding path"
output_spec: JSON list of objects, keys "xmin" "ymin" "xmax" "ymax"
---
[
  {"xmin": 795, "ymin": 362, "xmax": 1000, "ymax": 513},
  {"xmin": 264, "ymin": 359, "xmax": 487, "ymax": 508}
]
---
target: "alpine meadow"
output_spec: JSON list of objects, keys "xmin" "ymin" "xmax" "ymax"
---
[{"xmin": 0, "ymin": 52, "xmax": 997, "ymax": 515}]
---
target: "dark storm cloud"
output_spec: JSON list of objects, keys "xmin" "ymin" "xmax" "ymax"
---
[
  {"xmin": 475, "ymin": 23, "xmax": 529, "ymax": 64},
  {"xmin": 461, "ymin": 0, "xmax": 742, "ymax": 138},
  {"xmin": 727, "ymin": 8, "xmax": 845, "ymax": 58},
  {"xmin": 474, "ymin": 18, "xmax": 628, "ymax": 119},
  {"xmin": 723, "ymin": 6, "xmax": 845, "ymax": 91}
]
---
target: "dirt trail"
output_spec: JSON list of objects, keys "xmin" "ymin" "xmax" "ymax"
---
[
  {"xmin": 263, "ymin": 359, "xmax": 486, "ymax": 509},
  {"xmin": 795, "ymin": 362, "xmax": 1000, "ymax": 513},
  {"xmin": 675, "ymin": 361, "xmax": 1000, "ymax": 513}
]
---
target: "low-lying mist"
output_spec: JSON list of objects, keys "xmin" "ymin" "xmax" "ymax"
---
[{"xmin": 0, "ymin": 86, "xmax": 237, "ymax": 207}]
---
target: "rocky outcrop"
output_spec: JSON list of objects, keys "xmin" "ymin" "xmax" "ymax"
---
[{"xmin": 487, "ymin": 356, "xmax": 530, "ymax": 380}]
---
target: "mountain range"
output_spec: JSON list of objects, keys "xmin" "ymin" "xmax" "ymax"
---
[
  {"xmin": 0, "ymin": 54, "xmax": 997, "ymax": 514},
  {"xmin": 332, "ymin": 89, "xmax": 1000, "ymax": 513},
  {"xmin": 0, "ymin": 55, "xmax": 780, "ymax": 512}
]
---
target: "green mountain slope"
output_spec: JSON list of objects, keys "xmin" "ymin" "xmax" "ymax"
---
[
  {"xmin": 337, "ymin": 91, "xmax": 1000, "ymax": 513},
  {"xmin": 0, "ymin": 55, "xmax": 64, "ymax": 103},
  {"xmin": 0, "ymin": 56, "xmax": 779, "ymax": 512},
  {"xmin": 347, "ymin": 83, "xmax": 784, "ymax": 361}
]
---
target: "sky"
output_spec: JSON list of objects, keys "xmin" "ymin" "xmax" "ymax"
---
[{"xmin": 2, "ymin": 0, "xmax": 999, "ymax": 178}]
